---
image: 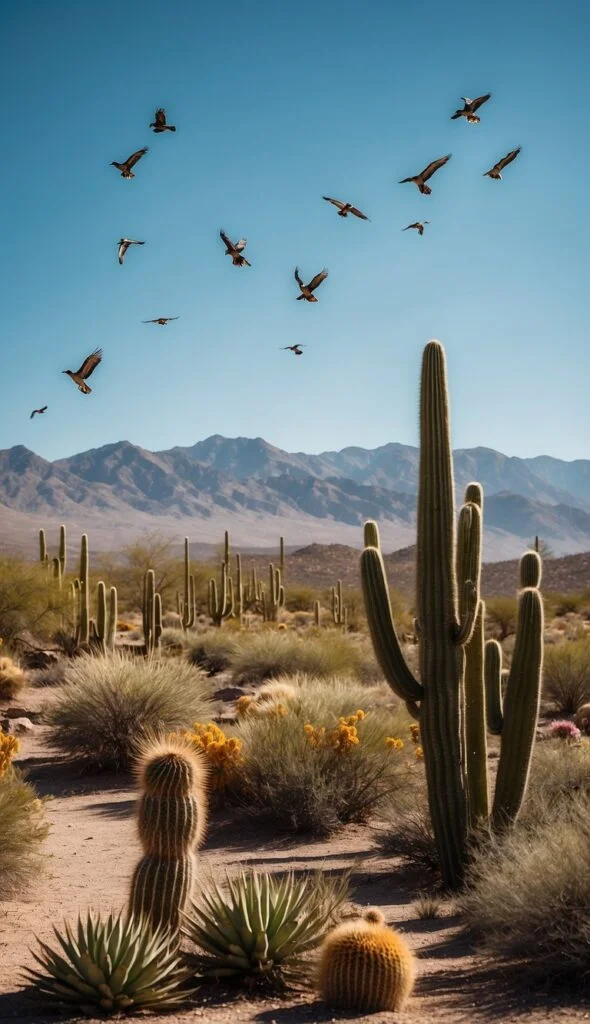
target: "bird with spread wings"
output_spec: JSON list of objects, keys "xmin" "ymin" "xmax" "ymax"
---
[
  {"xmin": 451, "ymin": 94, "xmax": 491, "ymax": 123},
  {"xmin": 62, "ymin": 349, "xmax": 103, "ymax": 395},
  {"xmin": 110, "ymin": 147, "xmax": 149, "ymax": 179},
  {"xmin": 281, "ymin": 345, "xmax": 305, "ymax": 356},
  {"xmin": 294, "ymin": 268, "xmax": 328, "ymax": 302},
  {"xmin": 30, "ymin": 406, "xmax": 47, "ymax": 419},
  {"xmin": 118, "ymin": 238, "xmax": 145, "ymax": 265},
  {"xmin": 322, "ymin": 197, "xmax": 370, "ymax": 220},
  {"xmin": 150, "ymin": 108, "xmax": 176, "ymax": 133},
  {"xmin": 483, "ymin": 147, "xmax": 521, "ymax": 180},
  {"xmin": 220, "ymin": 231, "xmax": 251, "ymax": 267},
  {"xmin": 402, "ymin": 221, "xmax": 430, "ymax": 236},
  {"xmin": 399, "ymin": 154, "xmax": 452, "ymax": 195},
  {"xmin": 142, "ymin": 317, "xmax": 180, "ymax": 325}
]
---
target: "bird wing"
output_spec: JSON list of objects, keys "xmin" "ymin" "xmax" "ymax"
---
[
  {"xmin": 461, "ymin": 97, "xmax": 473, "ymax": 106},
  {"xmin": 308, "ymin": 269, "xmax": 328, "ymax": 292},
  {"xmin": 30, "ymin": 410, "xmax": 37, "ymax": 419},
  {"xmin": 167, "ymin": 316, "xmax": 179, "ymax": 321},
  {"xmin": 125, "ymin": 147, "xmax": 148, "ymax": 169},
  {"xmin": 403, "ymin": 223, "xmax": 419, "ymax": 231},
  {"xmin": 235, "ymin": 239, "xmax": 247, "ymax": 252},
  {"xmin": 220, "ymin": 230, "xmax": 234, "ymax": 250},
  {"xmin": 420, "ymin": 154, "xmax": 452, "ymax": 181},
  {"xmin": 142, "ymin": 319, "xmax": 157, "ymax": 323},
  {"xmin": 154, "ymin": 108, "xmax": 166, "ymax": 126},
  {"xmin": 294, "ymin": 267, "xmax": 303, "ymax": 288},
  {"xmin": 76, "ymin": 348, "xmax": 103, "ymax": 380},
  {"xmin": 40, "ymin": 405, "xmax": 47, "ymax": 412},
  {"xmin": 118, "ymin": 240, "xmax": 128, "ymax": 263},
  {"xmin": 323, "ymin": 196, "xmax": 345, "ymax": 210},
  {"xmin": 350, "ymin": 206, "xmax": 369, "ymax": 220},
  {"xmin": 497, "ymin": 147, "xmax": 521, "ymax": 170},
  {"xmin": 470, "ymin": 93, "xmax": 491, "ymax": 112}
]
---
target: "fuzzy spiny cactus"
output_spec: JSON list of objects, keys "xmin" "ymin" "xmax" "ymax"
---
[
  {"xmin": 129, "ymin": 737, "xmax": 208, "ymax": 934},
  {"xmin": 318, "ymin": 908, "xmax": 415, "ymax": 1013}
]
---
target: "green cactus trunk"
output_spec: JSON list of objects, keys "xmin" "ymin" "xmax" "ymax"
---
[
  {"xmin": 39, "ymin": 528, "xmax": 48, "ymax": 566},
  {"xmin": 59, "ymin": 524, "xmax": 67, "ymax": 577},
  {"xmin": 314, "ymin": 599, "xmax": 321, "ymax": 627},
  {"xmin": 78, "ymin": 534, "xmax": 90, "ymax": 646},
  {"xmin": 96, "ymin": 580, "xmax": 107, "ymax": 655},
  {"xmin": 106, "ymin": 586, "xmax": 117, "ymax": 652},
  {"xmin": 265, "ymin": 563, "xmax": 285, "ymax": 622}
]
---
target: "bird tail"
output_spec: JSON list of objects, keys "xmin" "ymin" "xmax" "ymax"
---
[
  {"xmin": 169, "ymin": 126, "xmax": 177, "ymax": 131},
  {"xmin": 450, "ymin": 112, "xmax": 461, "ymax": 120},
  {"xmin": 420, "ymin": 184, "xmax": 432, "ymax": 195},
  {"xmin": 296, "ymin": 295, "xmax": 305, "ymax": 300},
  {"xmin": 398, "ymin": 177, "xmax": 413, "ymax": 184}
]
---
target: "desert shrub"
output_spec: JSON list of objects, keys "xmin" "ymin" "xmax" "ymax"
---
[
  {"xmin": 187, "ymin": 631, "xmax": 239, "ymax": 675},
  {"xmin": 30, "ymin": 660, "xmax": 68, "ymax": 688},
  {"xmin": 162, "ymin": 612, "xmax": 182, "ymax": 629},
  {"xmin": 0, "ymin": 655, "xmax": 27, "ymax": 699},
  {"xmin": 519, "ymin": 739, "xmax": 590, "ymax": 829},
  {"xmin": 543, "ymin": 637, "xmax": 590, "ymax": 713},
  {"xmin": 0, "ymin": 769, "xmax": 48, "ymax": 896},
  {"xmin": 47, "ymin": 653, "xmax": 214, "ymax": 770},
  {"xmin": 546, "ymin": 591, "xmax": 584, "ymax": 617},
  {"xmin": 376, "ymin": 804, "xmax": 438, "ymax": 874},
  {"xmin": 463, "ymin": 802, "xmax": 590, "ymax": 982},
  {"xmin": 284, "ymin": 585, "xmax": 320, "ymax": 612},
  {"xmin": 485, "ymin": 597, "xmax": 517, "ymax": 640},
  {"xmin": 231, "ymin": 632, "xmax": 381, "ymax": 686},
  {"xmin": 236, "ymin": 677, "xmax": 413, "ymax": 835},
  {"xmin": 160, "ymin": 627, "xmax": 188, "ymax": 653},
  {"xmin": 0, "ymin": 556, "xmax": 69, "ymax": 644},
  {"xmin": 413, "ymin": 893, "xmax": 442, "ymax": 919},
  {"xmin": 181, "ymin": 721, "xmax": 243, "ymax": 797}
]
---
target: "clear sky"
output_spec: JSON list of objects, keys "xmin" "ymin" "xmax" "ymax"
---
[{"xmin": 1, "ymin": 0, "xmax": 588, "ymax": 463}]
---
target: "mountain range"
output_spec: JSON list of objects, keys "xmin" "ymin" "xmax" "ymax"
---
[{"xmin": 0, "ymin": 436, "xmax": 589, "ymax": 560}]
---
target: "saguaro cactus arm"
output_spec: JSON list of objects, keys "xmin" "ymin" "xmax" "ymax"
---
[
  {"xmin": 360, "ymin": 547, "xmax": 424, "ymax": 702},
  {"xmin": 484, "ymin": 639, "xmax": 504, "ymax": 735}
]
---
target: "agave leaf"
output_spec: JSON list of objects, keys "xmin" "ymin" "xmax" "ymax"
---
[{"xmin": 107, "ymin": 914, "xmax": 123, "ymax": 967}]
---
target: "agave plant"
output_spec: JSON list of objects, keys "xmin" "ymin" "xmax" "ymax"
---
[
  {"xmin": 24, "ymin": 911, "xmax": 192, "ymax": 1013},
  {"xmin": 183, "ymin": 869, "xmax": 349, "ymax": 989}
]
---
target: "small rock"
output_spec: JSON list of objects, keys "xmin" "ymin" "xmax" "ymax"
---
[
  {"xmin": 213, "ymin": 685, "xmax": 246, "ymax": 703},
  {"xmin": 3, "ymin": 717, "xmax": 36, "ymax": 735}
]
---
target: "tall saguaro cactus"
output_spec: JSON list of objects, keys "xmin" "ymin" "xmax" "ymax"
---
[
  {"xmin": 264, "ymin": 562, "xmax": 285, "ymax": 622},
  {"xmin": 208, "ymin": 562, "xmax": 234, "ymax": 627},
  {"xmin": 360, "ymin": 340, "xmax": 544, "ymax": 889},
  {"xmin": 178, "ymin": 538, "xmax": 196, "ymax": 632},
  {"xmin": 78, "ymin": 534, "xmax": 90, "ymax": 647},
  {"xmin": 143, "ymin": 569, "xmax": 162, "ymax": 655}
]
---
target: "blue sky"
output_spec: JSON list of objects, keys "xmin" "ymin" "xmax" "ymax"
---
[{"xmin": 1, "ymin": 0, "xmax": 588, "ymax": 462}]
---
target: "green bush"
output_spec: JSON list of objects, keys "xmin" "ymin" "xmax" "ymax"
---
[
  {"xmin": 545, "ymin": 591, "xmax": 585, "ymax": 617},
  {"xmin": 0, "ymin": 656, "xmax": 27, "ymax": 699},
  {"xmin": 485, "ymin": 597, "xmax": 518, "ymax": 640},
  {"xmin": 283, "ymin": 585, "xmax": 320, "ymax": 612},
  {"xmin": 236, "ymin": 676, "xmax": 413, "ymax": 835},
  {"xmin": 0, "ymin": 770, "xmax": 48, "ymax": 897},
  {"xmin": 520, "ymin": 739, "xmax": 590, "ymax": 828},
  {"xmin": 187, "ymin": 630, "xmax": 240, "ymax": 676},
  {"xmin": 231, "ymin": 632, "xmax": 381, "ymax": 686},
  {"xmin": 543, "ymin": 636, "xmax": 590, "ymax": 714},
  {"xmin": 0, "ymin": 556, "xmax": 69, "ymax": 644},
  {"xmin": 463, "ymin": 801, "xmax": 590, "ymax": 982},
  {"xmin": 46, "ymin": 653, "xmax": 214, "ymax": 770}
]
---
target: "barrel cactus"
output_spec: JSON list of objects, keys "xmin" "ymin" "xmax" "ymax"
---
[
  {"xmin": 360, "ymin": 340, "xmax": 544, "ymax": 888},
  {"xmin": 129, "ymin": 737, "xmax": 208, "ymax": 934},
  {"xmin": 317, "ymin": 908, "xmax": 415, "ymax": 1012}
]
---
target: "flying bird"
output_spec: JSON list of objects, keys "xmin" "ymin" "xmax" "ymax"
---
[
  {"xmin": 322, "ymin": 197, "xmax": 370, "ymax": 220},
  {"xmin": 150, "ymin": 108, "xmax": 176, "ymax": 133},
  {"xmin": 294, "ymin": 267, "xmax": 328, "ymax": 302},
  {"xmin": 62, "ymin": 349, "xmax": 103, "ymax": 395},
  {"xmin": 403, "ymin": 221, "xmax": 430, "ymax": 236},
  {"xmin": 142, "ymin": 317, "xmax": 180, "ymax": 325},
  {"xmin": 220, "ymin": 231, "xmax": 251, "ymax": 267},
  {"xmin": 399, "ymin": 154, "xmax": 452, "ymax": 195},
  {"xmin": 118, "ymin": 238, "xmax": 145, "ymax": 265},
  {"xmin": 281, "ymin": 345, "xmax": 305, "ymax": 356},
  {"xmin": 110, "ymin": 147, "xmax": 149, "ymax": 179},
  {"xmin": 483, "ymin": 147, "xmax": 522, "ymax": 180},
  {"xmin": 451, "ymin": 94, "xmax": 491, "ymax": 123},
  {"xmin": 30, "ymin": 406, "xmax": 47, "ymax": 419}
]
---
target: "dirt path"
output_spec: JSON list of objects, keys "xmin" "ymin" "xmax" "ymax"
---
[{"xmin": 1, "ymin": 693, "xmax": 588, "ymax": 1023}]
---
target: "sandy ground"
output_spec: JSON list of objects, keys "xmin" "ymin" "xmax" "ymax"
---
[{"xmin": 1, "ymin": 687, "xmax": 589, "ymax": 1024}]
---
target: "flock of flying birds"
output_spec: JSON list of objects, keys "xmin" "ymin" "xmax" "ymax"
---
[{"xmin": 29, "ymin": 93, "xmax": 519, "ymax": 417}]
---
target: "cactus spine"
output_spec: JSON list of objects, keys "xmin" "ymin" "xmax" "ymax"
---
[
  {"xmin": 129, "ymin": 738, "xmax": 208, "ymax": 934},
  {"xmin": 360, "ymin": 341, "xmax": 544, "ymax": 889},
  {"xmin": 318, "ymin": 909, "xmax": 415, "ymax": 1013}
]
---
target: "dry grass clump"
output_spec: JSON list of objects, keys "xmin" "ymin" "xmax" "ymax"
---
[
  {"xmin": 376, "ymin": 803, "xmax": 438, "ymax": 874},
  {"xmin": 231, "ymin": 632, "xmax": 381, "ymax": 687},
  {"xmin": 543, "ymin": 636, "xmax": 590, "ymax": 713},
  {"xmin": 0, "ymin": 769, "xmax": 48, "ymax": 897},
  {"xmin": 187, "ymin": 631, "xmax": 240, "ymax": 676},
  {"xmin": 160, "ymin": 627, "xmax": 188, "ymax": 653},
  {"xmin": 485, "ymin": 596, "xmax": 518, "ymax": 640},
  {"xmin": 47, "ymin": 653, "xmax": 214, "ymax": 771},
  {"xmin": 0, "ymin": 556, "xmax": 69, "ymax": 644},
  {"xmin": 0, "ymin": 655, "xmax": 27, "ymax": 699},
  {"xmin": 31, "ymin": 659, "xmax": 68, "ymax": 688},
  {"xmin": 413, "ymin": 892, "xmax": 443, "ymax": 919},
  {"xmin": 236, "ymin": 676, "xmax": 414, "ymax": 835},
  {"xmin": 519, "ymin": 739, "xmax": 590, "ymax": 828},
  {"xmin": 463, "ymin": 801, "xmax": 590, "ymax": 982}
]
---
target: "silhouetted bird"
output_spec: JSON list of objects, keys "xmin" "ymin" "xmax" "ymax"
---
[
  {"xmin": 281, "ymin": 345, "xmax": 305, "ymax": 355},
  {"xmin": 220, "ymin": 231, "xmax": 251, "ymax": 267},
  {"xmin": 30, "ymin": 406, "xmax": 47, "ymax": 419},
  {"xmin": 451, "ymin": 94, "xmax": 491, "ymax": 123},
  {"xmin": 142, "ymin": 317, "xmax": 180, "ymax": 325},
  {"xmin": 322, "ymin": 197, "xmax": 370, "ymax": 220},
  {"xmin": 399, "ymin": 154, "xmax": 452, "ymax": 195},
  {"xmin": 62, "ymin": 349, "xmax": 103, "ymax": 395},
  {"xmin": 294, "ymin": 267, "xmax": 328, "ymax": 302},
  {"xmin": 403, "ymin": 221, "xmax": 430, "ymax": 236},
  {"xmin": 150, "ymin": 108, "xmax": 176, "ymax": 133},
  {"xmin": 118, "ymin": 238, "xmax": 145, "ymax": 265},
  {"xmin": 110, "ymin": 147, "xmax": 149, "ymax": 179},
  {"xmin": 484, "ymin": 147, "xmax": 521, "ymax": 180}
]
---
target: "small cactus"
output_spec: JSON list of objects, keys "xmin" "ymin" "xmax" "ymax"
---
[
  {"xmin": 318, "ymin": 908, "xmax": 415, "ymax": 1012},
  {"xmin": 142, "ymin": 570, "xmax": 162, "ymax": 654},
  {"xmin": 129, "ymin": 737, "xmax": 208, "ymax": 934}
]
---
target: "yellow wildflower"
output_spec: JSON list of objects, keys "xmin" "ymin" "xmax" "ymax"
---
[
  {"xmin": 385, "ymin": 737, "xmax": 404, "ymax": 751},
  {"xmin": 415, "ymin": 746, "xmax": 424, "ymax": 760},
  {"xmin": 409, "ymin": 723, "xmax": 420, "ymax": 744},
  {"xmin": 0, "ymin": 733, "xmax": 20, "ymax": 777}
]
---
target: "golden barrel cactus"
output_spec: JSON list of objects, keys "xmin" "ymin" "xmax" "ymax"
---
[{"xmin": 317, "ymin": 908, "xmax": 415, "ymax": 1012}]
